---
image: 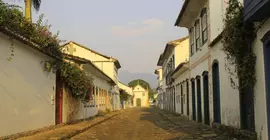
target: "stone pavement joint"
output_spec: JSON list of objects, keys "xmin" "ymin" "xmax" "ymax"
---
[{"xmin": 17, "ymin": 111, "xmax": 122, "ymax": 140}]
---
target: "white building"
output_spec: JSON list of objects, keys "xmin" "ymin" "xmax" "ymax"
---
[
  {"xmin": 157, "ymin": 37, "xmax": 189, "ymax": 112},
  {"xmin": 170, "ymin": 0, "xmax": 267, "ymax": 139},
  {"xmin": 154, "ymin": 68, "xmax": 164, "ymax": 109},
  {"xmin": 118, "ymin": 82, "xmax": 133, "ymax": 108},
  {"xmin": 62, "ymin": 41, "xmax": 121, "ymax": 111},
  {"xmin": 244, "ymin": 0, "xmax": 270, "ymax": 139},
  {"xmin": 171, "ymin": 62, "xmax": 190, "ymax": 119},
  {"xmin": 61, "ymin": 54, "xmax": 116, "ymax": 123},
  {"xmin": 0, "ymin": 30, "xmax": 56, "ymax": 137}
]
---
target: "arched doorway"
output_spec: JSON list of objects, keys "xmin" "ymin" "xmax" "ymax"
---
[
  {"xmin": 196, "ymin": 76, "xmax": 202, "ymax": 123},
  {"xmin": 191, "ymin": 79, "xmax": 196, "ymax": 121},
  {"xmin": 212, "ymin": 60, "xmax": 221, "ymax": 123},
  {"xmin": 203, "ymin": 71, "xmax": 210, "ymax": 125}
]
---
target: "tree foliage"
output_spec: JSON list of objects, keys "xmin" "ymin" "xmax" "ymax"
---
[
  {"xmin": 222, "ymin": 0, "xmax": 256, "ymax": 91},
  {"xmin": 120, "ymin": 90, "xmax": 132, "ymax": 101},
  {"xmin": 0, "ymin": 2, "xmax": 93, "ymax": 102}
]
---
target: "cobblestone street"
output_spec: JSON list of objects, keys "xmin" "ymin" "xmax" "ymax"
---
[{"xmin": 70, "ymin": 107, "xmax": 241, "ymax": 140}]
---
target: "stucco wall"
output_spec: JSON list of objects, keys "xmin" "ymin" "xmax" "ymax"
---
[
  {"xmin": 0, "ymin": 33, "xmax": 56, "ymax": 137},
  {"xmin": 174, "ymin": 70, "xmax": 190, "ymax": 117},
  {"xmin": 210, "ymin": 40, "xmax": 240, "ymax": 128},
  {"xmin": 209, "ymin": 0, "xmax": 224, "ymax": 42},
  {"xmin": 190, "ymin": 56, "xmax": 209, "ymax": 123},
  {"xmin": 252, "ymin": 18, "xmax": 270, "ymax": 140}
]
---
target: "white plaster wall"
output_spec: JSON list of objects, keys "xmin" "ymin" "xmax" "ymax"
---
[
  {"xmin": 210, "ymin": 40, "xmax": 240, "ymax": 128},
  {"xmin": 252, "ymin": 18, "xmax": 270, "ymax": 140},
  {"xmin": 190, "ymin": 58, "xmax": 209, "ymax": 123},
  {"xmin": 174, "ymin": 70, "xmax": 190, "ymax": 117},
  {"xmin": 0, "ymin": 33, "xmax": 56, "ymax": 137},
  {"xmin": 62, "ymin": 62, "xmax": 114, "ymax": 123},
  {"xmin": 209, "ymin": 0, "xmax": 224, "ymax": 42}
]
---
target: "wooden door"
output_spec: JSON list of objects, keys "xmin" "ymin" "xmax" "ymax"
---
[
  {"xmin": 212, "ymin": 62, "xmax": 221, "ymax": 123},
  {"xmin": 136, "ymin": 98, "xmax": 141, "ymax": 107},
  {"xmin": 203, "ymin": 72, "xmax": 210, "ymax": 125},
  {"xmin": 186, "ymin": 81, "xmax": 190, "ymax": 116},
  {"xmin": 55, "ymin": 71, "xmax": 63, "ymax": 124},
  {"xmin": 191, "ymin": 80, "xmax": 196, "ymax": 121},
  {"xmin": 196, "ymin": 77, "xmax": 202, "ymax": 123},
  {"xmin": 181, "ymin": 84, "xmax": 184, "ymax": 114}
]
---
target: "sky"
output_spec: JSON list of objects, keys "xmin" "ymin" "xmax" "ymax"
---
[{"xmin": 5, "ymin": 0, "xmax": 188, "ymax": 74}]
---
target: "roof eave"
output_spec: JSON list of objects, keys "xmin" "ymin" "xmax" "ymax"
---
[
  {"xmin": 157, "ymin": 53, "xmax": 164, "ymax": 66},
  {"xmin": 171, "ymin": 62, "xmax": 189, "ymax": 77},
  {"xmin": 174, "ymin": 0, "xmax": 190, "ymax": 27}
]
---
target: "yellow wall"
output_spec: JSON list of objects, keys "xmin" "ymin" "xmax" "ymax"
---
[{"xmin": 174, "ymin": 38, "xmax": 190, "ymax": 67}]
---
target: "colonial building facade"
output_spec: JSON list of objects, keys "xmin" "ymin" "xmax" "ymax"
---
[
  {"xmin": 156, "ymin": 37, "xmax": 189, "ymax": 112},
  {"xmin": 154, "ymin": 68, "xmax": 164, "ymax": 109},
  {"xmin": 244, "ymin": 0, "xmax": 270, "ymax": 139},
  {"xmin": 175, "ymin": 0, "xmax": 241, "ymax": 128},
  {"xmin": 155, "ymin": 0, "xmax": 270, "ymax": 139},
  {"xmin": 62, "ymin": 41, "xmax": 122, "ymax": 111}
]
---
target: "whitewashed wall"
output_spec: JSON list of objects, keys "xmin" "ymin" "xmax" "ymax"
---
[
  {"xmin": 0, "ymin": 33, "xmax": 56, "ymax": 137},
  {"xmin": 174, "ymin": 69, "xmax": 190, "ymax": 117},
  {"xmin": 252, "ymin": 18, "xmax": 270, "ymax": 140},
  {"xmin": 210, "ymin": 40, "xmax": 240, "ymax": 128},
  {"xmin": 62, "ymin": 63, "xmax": 114, "ymax": 123}
]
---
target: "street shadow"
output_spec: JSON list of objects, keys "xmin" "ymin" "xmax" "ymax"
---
[{"xmin": 138, "ymin": 106, "xmax": 190, "ymax": 136}]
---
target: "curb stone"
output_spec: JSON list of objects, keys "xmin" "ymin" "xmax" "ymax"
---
[{"xmin": 15, "ymin": 111, "xmax": 122, "ymax": 140}]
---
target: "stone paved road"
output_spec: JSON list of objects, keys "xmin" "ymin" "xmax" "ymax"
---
[{"xmin": 70, "ymin": 107, "xmax": 240, "ymax": 140}]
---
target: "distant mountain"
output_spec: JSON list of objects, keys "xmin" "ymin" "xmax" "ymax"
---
[{"xmin": 118, "ymin": 70, "xmax": 157, "ymax": 88}]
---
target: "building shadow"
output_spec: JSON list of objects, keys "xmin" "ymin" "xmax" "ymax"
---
[
  {"xmin": 138, "ymin": 107, "xmax": 190, "ymax": 138},
  {"xmin": 138, "ymin": 106, "xmax": 243, "ymax": 140}
]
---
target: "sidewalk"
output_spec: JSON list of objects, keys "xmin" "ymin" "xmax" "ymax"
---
[
  {"xmin": 17, "ymin": 111, "xmax": 121, "ymax": 140},
  {"xmin": 158, "ymin": 109, "xmax": 254, "ymax": 140}
]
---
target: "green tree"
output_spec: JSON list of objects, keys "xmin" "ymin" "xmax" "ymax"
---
[{"xmin": 128, "ymin": 79, "xmax": 156, "ymax": 99}]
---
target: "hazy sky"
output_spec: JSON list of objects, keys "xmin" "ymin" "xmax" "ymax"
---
[{"xmin": 5, "ymin": 0, "xmax": 188, "ymax": 73}]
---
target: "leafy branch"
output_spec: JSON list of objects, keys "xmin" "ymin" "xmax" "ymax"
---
[
  {"xmin": 1, "ymin": 1, "xmax": 94, "ymax": 102},
  {"xmin": 222, "ymin": 0, "xmax": 256, "ymax": 91}
]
